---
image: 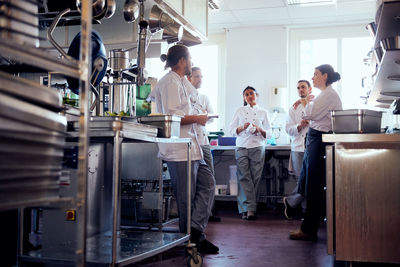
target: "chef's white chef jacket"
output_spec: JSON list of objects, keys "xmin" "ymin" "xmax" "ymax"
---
[
  {"xmin": 285, "ymin": 104, "xmax": 308, "ymax": 152},
  {"xmin": 303, "ymin": 85, "xmax": 342, "ymax": 132},
  {"xmin": 150, "ymin": 71, "xmax": 203, "ymax": 161},
  {"xmin": 229, "ymin": 105, "xmax": 271, "ymax": 148},
  {"xmin": 190, "ymin": 87, "xmax": 214, "ymax": 146}
]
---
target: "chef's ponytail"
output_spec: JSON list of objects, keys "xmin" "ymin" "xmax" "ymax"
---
[
  {"xmin": 315, "ymin": 64, "xmax": 341, "ymax": 86},
  {"xmin": 160, "ymin": 44, "xmax": 190, "ymax": 70}
]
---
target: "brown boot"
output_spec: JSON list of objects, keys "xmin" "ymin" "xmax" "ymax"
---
[{"xmin": 289, "ymin": 229, "xmax": 317, "ymax": 241}]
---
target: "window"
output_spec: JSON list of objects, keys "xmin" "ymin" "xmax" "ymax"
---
[
  {"xmin": 145, "ymin": 44, "xmax": 220, "ymax": 131},
  {"xmin": 289, "ymin": 26, "xmax": 373, "ymax": 109},
  {"xmin": 189, "ymin": 45, "xmax": 219, "ymax": 131}
]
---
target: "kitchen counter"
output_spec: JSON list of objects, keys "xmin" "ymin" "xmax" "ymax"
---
[
  {"xmin": 211, "ymin": 144, "xmax": 291, "ymax": 151},
  {"xmin": 322, "ymin": 133, "xmax": 400, "ymax": 143},
  {"xmin": 324, "ymin": 133, "xmax": 400, "ymax": 264}
]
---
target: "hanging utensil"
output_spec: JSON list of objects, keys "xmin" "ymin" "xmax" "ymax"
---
[
  {"xmin": 123, "ymin": 0, "xmax": 139, "ymax": 23},
  {"xmin": 104, "ymin": 0, "xmax": 116, "ymax": 19}
]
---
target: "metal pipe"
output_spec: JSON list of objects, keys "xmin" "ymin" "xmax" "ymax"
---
[
  {"xmin": 137, "ymin": 0, "xmax": 148, "ymax": 86},
  {"xmin": 186, "ymin": 142, "xmax": 192, "ymax": 236},
  {"xmin": 90, "ymin": 83, "xmax": 100, "ymax": 114},
  {"xmin": 47, "ymin": 8, "xmax": 74, "ymax": 61},
  {"xmin": 18, "ymin": 208, "xmax": 24, "ymax": 267},
  {"xmin": 76, "ymin": 0, "xmax": 92, "ymax": 266},
  {"xmin": 111, "ymin": 131, "xmax": 122, "ymax": 266}
]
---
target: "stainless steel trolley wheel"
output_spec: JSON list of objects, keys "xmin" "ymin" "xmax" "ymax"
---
[
  {"xmin": 187, "ymin": 253, "xmax": 203, "ymax": 267},
  {"xmin": 186, "ymin": 243, "xmax": 203, "ymax": 267}
]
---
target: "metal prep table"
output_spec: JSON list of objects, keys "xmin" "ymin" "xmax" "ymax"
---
[
  {"xmin": 211, "ymin": 145, "xmax": 291, "ymax": 206},
  {"xmin": 23, "ymin": 117, "xmax": 193, "ymax": 266}
]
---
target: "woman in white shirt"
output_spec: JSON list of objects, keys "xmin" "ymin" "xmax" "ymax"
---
[
  {"xmin": 289, "ymin": 64, "xmax": 342, "ymax": 241},
  {"xmin": 229, "ymin": 86, "xmax": 271, "ymax": 220}
]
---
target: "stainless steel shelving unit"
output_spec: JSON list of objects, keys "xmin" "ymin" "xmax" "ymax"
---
[
  {"xmin": 0, "ymin": 1, "xmax": 92, "ymax": 266},
  {"xmin": 368, "ymin": 0, "xmax": 400, "ymax": 108}
]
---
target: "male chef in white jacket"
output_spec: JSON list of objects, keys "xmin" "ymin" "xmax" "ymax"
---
[
  {"xmin": 188, "ymin": 67, "xmax": 220, "ymax": 222},
  {"xmin": 283, "ymin": 80, "xmax": 312, "ymax": 219},
  {"xmin": 150, "ymin": 45, "xmax": 219, "ymax": 254}
]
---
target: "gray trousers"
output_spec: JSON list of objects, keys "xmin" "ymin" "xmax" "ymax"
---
[
  {"xmin": 166, "ymin": 159, "xmax": 215, "ymax": 234},
  {"xmin": 235, "ymin": 146, "xmax": 265, "ymax": 214},
  {"xmin": 201, "ymin": 145, "xmax": 214, "ymax": 177},
  {"xmin": 286, "ymin": 151, "xmax": 306, "ymax": 211}
]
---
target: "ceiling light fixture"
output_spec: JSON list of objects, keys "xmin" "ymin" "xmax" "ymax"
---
[
  {"xmin": 286, "ymin": 0, "xmax": 336, "ymax": 5},
  {"xmin": 208, "ymin": 0, "xmax": 220, "ymax": 11}
]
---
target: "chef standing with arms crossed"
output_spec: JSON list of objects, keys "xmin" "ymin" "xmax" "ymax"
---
[
  {"xmin": 149, "ymin": 45, "xmax": 219, "ymax": 254},
  {"xmin": 283, "ymin": 80, "xmax": 312, "ymax": 219}
]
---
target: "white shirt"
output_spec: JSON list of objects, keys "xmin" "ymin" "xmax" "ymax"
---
[
  {"xmin": 285, "ymin": 104, "xmax": 308, "ymax": 152},
  {"xmin": 303, "ymin": 85, "xmax": 343, "ymax": 132},
  {"xmin": 190, "ymin": 90, "xmax": 214, "ymax": 146},
  {"xmin": 229, "ymin": 105, "xmax": 271, "ymax": 148},
  {"xmin": 151, "ymin": 71, "xmax": 203, "ymax": 161}
]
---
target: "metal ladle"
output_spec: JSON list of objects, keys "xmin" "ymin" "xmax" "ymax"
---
[{"xmin": 123, "ymin": 0, "xmax": 139, "ymax": 23}]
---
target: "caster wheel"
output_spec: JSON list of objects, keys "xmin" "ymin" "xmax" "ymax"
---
[{"xmin": 187, "ymin": 252, "xmax": 203, "ymax": 267}]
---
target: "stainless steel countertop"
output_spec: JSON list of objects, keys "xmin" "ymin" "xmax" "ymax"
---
[
  {"xmin": 322, "ymin": 133, "xmax": 400, "ymax": 143},
  {"xmin": 211, "ymin": 144, "xmax": 291, "ymax": 151}
]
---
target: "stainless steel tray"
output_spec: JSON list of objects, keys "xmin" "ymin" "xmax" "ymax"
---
[
  {"xmin": 137, "ymin": 115, "xmax": 181, "ymax": 138},
  {"xmin": 72, "ymin": 117, "xmax": 158, "ymax": 137},
  {"xmin": 331, "ymin": 109, "xmax": 383, "ymax": 133},
  {"xmin": 0, "ymin": 0, "xmax": 39, "ymax": 47},
  {"xmin": 0, "ymin": 71, "xmax": 63, "ymax": 111}
]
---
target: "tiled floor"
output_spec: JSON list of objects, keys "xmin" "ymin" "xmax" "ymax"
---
[{"xmin": 136, "ymin": 202, "xmax": 334, "ymax": 267}]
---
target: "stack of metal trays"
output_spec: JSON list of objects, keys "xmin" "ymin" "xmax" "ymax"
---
[
  {"xmin": 0, "ymin": 73, "xmax": 66, "ymax": 210},
  {"xmin": 71, "ymin": 117, "xmax": 158, "ymax": 138},
  {"xmin": 136, "ymin": 115, "xmax": 181, "ymax": 137},
  {"xmin": 0, "ymin": 0, "xmax": 40, "ymax": 47}
]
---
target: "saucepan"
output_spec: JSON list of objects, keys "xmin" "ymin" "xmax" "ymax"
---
[
  {"xmin": 104, "ymin": 0, "xmax": 116, "ymax": 19},
  {"xmin": 123, "ymin": 0, "xmax": 139, "ymax": 23},
  {"xmin": 76, "ymin": 0, "xmax": 110, "ymax": 20}
]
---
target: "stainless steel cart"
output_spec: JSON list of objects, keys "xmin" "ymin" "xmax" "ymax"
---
[{"xmin": 22, "ymin": 117, "xmax": 196, "ymax": 266}]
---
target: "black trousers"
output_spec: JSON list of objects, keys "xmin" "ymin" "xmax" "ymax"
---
[{"xmin": 299, "ymin": 128, "xmax": 327, "ymax": 236}]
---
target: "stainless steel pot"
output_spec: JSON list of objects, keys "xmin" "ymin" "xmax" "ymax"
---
[
  {"xmin": 104, "ymin": 0, "xmax": 116, "ymax": 19},
  {"xmin": 76, "ymin": 0, "xmax": 106, "ymax": 18},
  {"xmin": 123, "ymin": 0, "xmax": 139, "ymax": 23}
]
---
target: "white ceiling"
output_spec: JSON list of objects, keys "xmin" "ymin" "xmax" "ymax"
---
[{"xmin": 208, "ymin": 0, "xmax": 376, "ymax": 33}]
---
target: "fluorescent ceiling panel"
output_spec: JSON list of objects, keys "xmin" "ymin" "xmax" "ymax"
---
[{"xmin": 287, "ymin": 0, "xmax": 336, "ymax": 5}]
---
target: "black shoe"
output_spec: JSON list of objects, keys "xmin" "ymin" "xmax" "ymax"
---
[
  {"xmin": 241, "ymin": 212, "xmax": 247, "ymax": 220},
  {"xmin": 209, "ymin": 215, "xmax": 221, "ymax": 222},
  {"xmin": 283, "ymin": 197, "xmax": 296, "ymax": 220},
  {"xmin": 246, "ymin": 211, "xmax": 256, "ymax": 220},
  {"xmin": 289, "ymin": 229, "xmax": 317, "ymax": 241},
  {"xmin": 197, "ymin": 239, "xmax": 219, "ymax": 254}
]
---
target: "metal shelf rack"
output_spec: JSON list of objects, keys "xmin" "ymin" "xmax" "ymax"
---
[{"xmin": 0, "ymin": 1, "xmax": 92, "ymax": 266}]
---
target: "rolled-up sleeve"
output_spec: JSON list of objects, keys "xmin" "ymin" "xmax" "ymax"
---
[{"xmin": 285, "ymin": 108, "xmax": 299, "ymax": 137}]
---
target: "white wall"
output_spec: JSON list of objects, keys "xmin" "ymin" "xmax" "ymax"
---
[{"xmin": 223, "ymin": 26, "xmax": 288, "ymax": 138}]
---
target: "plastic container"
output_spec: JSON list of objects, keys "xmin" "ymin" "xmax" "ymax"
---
[
  {"xmin": 215, "ymin": 185, "xmax": 228, "ymax": 195},
  {"xmin": 229, "ymin": 165, "xmax": 238, "ymax": 196},
  {"xmin": 217, "ymin": 135, "xmax": 236, "ymax": 146},
  {"xmin": 137, "ymin": 84, "xmax": 151, "ymax": 99}
]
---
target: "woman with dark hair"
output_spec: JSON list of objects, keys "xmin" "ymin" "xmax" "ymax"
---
[
  {"xmin": 229, "ymin": 86, "xmax": 271, "ymax": 220},
  {"xmin": 289, "ymin": 64, "xmax": 342, "ymax": 241}
]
